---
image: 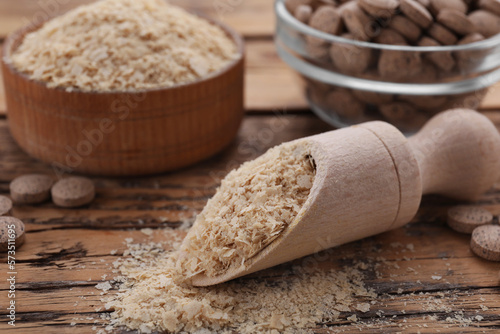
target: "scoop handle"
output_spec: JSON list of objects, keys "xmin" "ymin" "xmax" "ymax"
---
[{"xmin": 408, "ymin": 109, "xmax": 500, "ymax": 201}]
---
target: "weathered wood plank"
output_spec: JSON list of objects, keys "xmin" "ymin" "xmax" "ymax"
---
[
  {"xmin": 0, "ymin": 103, "xmax": 499, "ymax": 332},
  {"xmin": 0, "ymin": 313, "xmax": 109, "ymax": 334},
  {"xmin": 2, "ymin": 224, "xmax": 498, "ymax": 288},
  {"xmin": 1, "ymin": 223, "xmax": 500, "ymax": 332},
  {"xmin": 245, "ymin": 67, "xmax": 307, "ymax": 112},
  {"xmin": 3, "ymin": 287, "xmax": 499, "ymax": 333},
  {"xmin": 482, "ymin": 87, "xmax": 500, "ymax": 110},
  {"xmin": 0, "ymin": 66, "xmax": 4, "ymax": 114}
]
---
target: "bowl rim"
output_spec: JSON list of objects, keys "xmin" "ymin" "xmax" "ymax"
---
[
  {"xmin": 1, "ymin": 9, "xmax": 245, "ymax": 95},
  {"xmin": 275, "ymin": 0, "xmax": 500, "ymax": 52}
]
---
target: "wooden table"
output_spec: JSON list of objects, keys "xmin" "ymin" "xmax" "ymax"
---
[{"xmin": 0, "ymin": 1, "xmax": 499, "ymax": 333}]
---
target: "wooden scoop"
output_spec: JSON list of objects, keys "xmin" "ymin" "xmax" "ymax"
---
[{"xmin": 191, "ymin": 109, "xmax": 500, "ymax": 286}]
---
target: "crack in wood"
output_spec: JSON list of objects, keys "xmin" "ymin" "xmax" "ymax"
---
[
  {"xmin": 23, "ymin": 215, "xmax": 183, "ymax": 232},
  {"xmin": 27, "ymin": 242, "xmax": 88, "ymax": 267},
  {"xmin": 0, "ymin": 311, "xmax": 111, "ymax": 323},
  {"xmin": 88, "ymin": 203, "xmax": 202, "ymax": 211},
  {"xmin": 321, "ymin": 310, "xmax": 500, "ymax": 328},
  {"xmin": 371, "ymin": 283, "xmax": 500, "ymax": 295},
  {"xmin": 15, "ymin": 281, "xmax": 99, "ymax": 291}
]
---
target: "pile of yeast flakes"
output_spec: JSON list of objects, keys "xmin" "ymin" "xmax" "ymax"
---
[
  {"xmin": 179, "ymin": 141, "xmax": 315, "ymax": 278},
  {"xmin": 102, "ymin": 141, "xmax": 375, "ymax": 333},
  {"xmin": 105, "ymin": 235, "xmax": 375, "ymax": 333},
  {"xmin": 10, "ymin": 0, "xmax": 238, "ymax": 92}
]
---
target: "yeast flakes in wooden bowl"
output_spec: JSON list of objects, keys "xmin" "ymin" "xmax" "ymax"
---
[{"xmin": 1, "ymin": 0, "xmax": 244, "ymax": 176}]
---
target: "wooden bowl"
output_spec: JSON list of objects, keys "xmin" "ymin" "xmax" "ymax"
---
[{"xmin": 1, "ymin": 17, "xmax": 244, "ymax": 176}]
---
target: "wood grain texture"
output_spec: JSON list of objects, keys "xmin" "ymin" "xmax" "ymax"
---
[
  {"xmin": 0, "ymin": 115, "xmax": 499, "ymax": 332},
  {"xmin": 245, "ymin": 40, "xmax": 308, "ymax": 111},
  {"xmin": 409, "ymin": 110, "xmax": 500, "ymax": 200},
  {"xmin": 0, "ymin": 66, "xmax": 4, "ymax": 114}
]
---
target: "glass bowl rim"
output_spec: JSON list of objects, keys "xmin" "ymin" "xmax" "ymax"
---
[
  {"xmin": 275, "ymin": 41, "xmax": 500, "ymax": 95},
  {"xmin": 275, "ymin": 0, "xmax": 500, "ymax": 52}
]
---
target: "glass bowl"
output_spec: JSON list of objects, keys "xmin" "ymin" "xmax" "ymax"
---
[{"xmin": 275, "ymin": 0, "xmax": 500, "ymax": 133}]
